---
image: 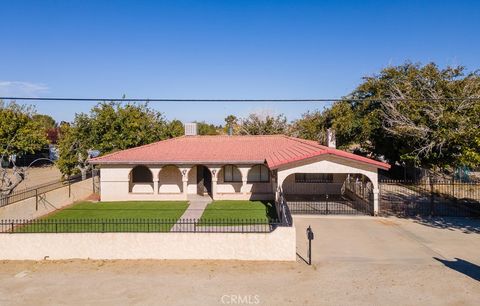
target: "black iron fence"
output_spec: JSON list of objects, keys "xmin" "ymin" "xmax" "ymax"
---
[
  {"xmin": 276, "ymin": 190, "xmax": 293, "ymax": 226},
  {"xmin": 379, "ymin": 180, "xmax": 480, "ymax": 217},
  {"xmin": 0, "ymin": 171, "xmax": 96, "ymax": 208},
  {"xmin": 0, "ymin": 218, "xmax": 283, "ymax": 234},
  {"xmin": 286, "ymin": 194, "xmax": 372, "ymax": 215},
  {"xmin": 282, "ymin": 177, "xmax": 374, "ymax": 216}
]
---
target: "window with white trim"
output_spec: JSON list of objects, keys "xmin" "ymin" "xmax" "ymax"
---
[
  {"xmin": 223, "ymin": 165, "xmax": 242, "ymax": 182},
  {"xmin": 247, "ymin": 165, "xmax": 270, "ymax": 182}
]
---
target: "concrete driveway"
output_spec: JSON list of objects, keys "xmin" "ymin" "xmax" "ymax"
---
[
  {"xmin": 294, "ymin": 215, "xmax": 480, "ymax": 304},
  {"xmin": 295, "ymin": 215, "xmax": 480, "ymax": 266}
]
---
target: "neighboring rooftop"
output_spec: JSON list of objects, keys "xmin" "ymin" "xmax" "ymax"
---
[{"xmin": 89, "ymin": 135, "xmax": 390, "ymax": 170}]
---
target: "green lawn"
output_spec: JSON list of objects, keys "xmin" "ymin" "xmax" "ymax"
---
[
  {"xmin": 199, "ymin": 200, "xmax": 277, "ymax": 225},
  {"xmin": 16, "ymin": 201, "xmax": 189, "ymax": 232}
]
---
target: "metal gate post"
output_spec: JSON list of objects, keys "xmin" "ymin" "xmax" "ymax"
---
[
  {"xmin": 429, "ymin": 180, "xmax": 435, "ymax": 216},
  {"xmin": 325, "ymin": 194, "xmax": 329, "ymax": 215}
]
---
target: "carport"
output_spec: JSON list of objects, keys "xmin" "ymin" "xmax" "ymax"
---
[{"xmin": 272, "ymin": 153, "xmax": 390, "ymax": 216}]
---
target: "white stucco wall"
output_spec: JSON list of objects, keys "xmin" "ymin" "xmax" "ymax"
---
[
  {"xmin": 277, "ymin": 156, "xmax": 378, "ymax": 189},
  {"xmin": 0, "ymin": 226, "xmax": 296, "ymax": 261},
  {"xmin": 99, "ymin": 157, "xmax": 380, "ymax": 206},
  {"xmin": 100, "ymin": 164, "xmax": 275, "ymax": 201}
]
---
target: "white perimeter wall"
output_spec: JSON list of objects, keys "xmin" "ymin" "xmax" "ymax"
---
[{"xmin": 0, "ymin": 227, "xmax": 296, "ymax": 261}]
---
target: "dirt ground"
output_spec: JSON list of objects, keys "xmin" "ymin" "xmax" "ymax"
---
[
  {"xmin": 0, "ymin": 216, "xmax": 479, "ymax": 306},
  {"xmin": 8, "ymin": 165, "xmax": 63, "ymax": 190}
]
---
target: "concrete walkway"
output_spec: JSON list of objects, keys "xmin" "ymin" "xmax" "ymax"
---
[{"xmin": 171, "ymin": 194, "xmax": 212, "ymax": 231}]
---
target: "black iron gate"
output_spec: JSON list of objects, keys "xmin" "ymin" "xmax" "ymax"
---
[{"xmin": 286, "ymin": 194, "xmax": 373, "ymax": 215}]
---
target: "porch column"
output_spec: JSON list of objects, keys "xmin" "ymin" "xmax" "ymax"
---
[
  {"xmin": 179, "ymin": 167, "xmax": 190, "ymax": 200},
  {"xmin": 276, "ymin": 171, "xmax": 287, "ymax": 201},
  {"xmin": 238, "ymin": 167, "xmax": 250, "ymax": 195},
  {"xmin": 373, "ymin": 188, "xmax": 379, "ymax": 216},
  {"xmin": 210, "ymin": 167, "xmax": 221, "ymax": 200},
  {"xmin": 151, "ymin": 167, "xmax": 162, "ymax": 195}
]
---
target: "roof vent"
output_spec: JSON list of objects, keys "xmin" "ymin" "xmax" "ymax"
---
[
  {"xmin": 184, "ymin": 122, "xmax": 198, "ymax": 136},
  {"xmin": 326, "ymin": 128, "xmax": 336, "ymax": 148}
]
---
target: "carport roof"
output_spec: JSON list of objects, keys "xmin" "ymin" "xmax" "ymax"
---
[{"xmin": 89, "ymin": 135, "xmax": 390, "ymax": 170}]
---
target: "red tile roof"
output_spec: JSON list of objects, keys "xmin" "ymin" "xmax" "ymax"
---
[{"xmin": 89, "ymin": 135, "xmax": 390, "ymax": 170}]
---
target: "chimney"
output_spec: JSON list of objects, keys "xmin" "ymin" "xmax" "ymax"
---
[
  {"xmin": 184, "ymin": 122, "xmax": 198, "ymax": 136},
  {"xmin": 326, "ymin": 128, "xmax": 336, "ymax": 148}
]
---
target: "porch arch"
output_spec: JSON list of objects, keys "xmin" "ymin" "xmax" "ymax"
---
[
  {"xmin": 217, "ymin": 165, "xmax": 242, "ymax": 193},
  {"xmin": 129, "ymin": 165, "xmax": 154, "ymax": 193},
  {"xmin": 158, "ymin": 165, "xmax": 183, "ymax": 193}
]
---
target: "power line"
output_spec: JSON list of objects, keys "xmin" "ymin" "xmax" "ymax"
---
[{"xmin": 1, "ymin": 96, "xmax": 479, "ymax": 102}]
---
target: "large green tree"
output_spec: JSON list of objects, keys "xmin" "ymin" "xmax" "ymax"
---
[
  {"xmin": 292, "ymin": 62, "xmax": 480, "ymax": 170},
  {"xmin": 196, "ymin": 121, "xmax": 221, "ymax": 135},
  {"xmin": 57, "ymin": 102, "xmax": 171, "ymax": 177},
  {"xmin": 0, "ymin": 101, "xmax": 49, "ymax": 194},
  {"xmin": 238, "ymin": 113, "xmax": 289, "ymax": 135}
]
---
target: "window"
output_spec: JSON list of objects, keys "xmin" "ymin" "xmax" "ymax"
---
[
  {"xmin": 223, "ymin": 165, "xmax": 242, "ymax": 182},
  {"xmin": 295, "ymin": 173, "xmax": 333, "ymax": 183},
  {"xmin": 247, "ymin": 165, "xmax": 270, "ymax": 182}
]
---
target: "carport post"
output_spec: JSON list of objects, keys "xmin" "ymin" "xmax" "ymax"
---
[{"xmin": 373, "ymin": 189, "xmax": 379, "ymax": 216}]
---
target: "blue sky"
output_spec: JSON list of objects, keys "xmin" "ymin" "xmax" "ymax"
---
[{"xmin": 1, "ymin": 0, "xmax": 479, "ymax": 124}]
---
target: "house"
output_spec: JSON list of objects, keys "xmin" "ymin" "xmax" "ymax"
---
[{"xmin": 89, "ymin": 125, "xmax": 390, "ymax": 215}]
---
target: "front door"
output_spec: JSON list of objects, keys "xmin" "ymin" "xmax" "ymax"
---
[{"xmin": 196, "ymin": 165, "xmax": 212, "ymax": 195}]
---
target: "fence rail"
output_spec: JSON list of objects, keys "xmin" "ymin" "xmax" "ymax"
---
[
  {"xmin": 286, "ymin": 195, "xmax": 372, "ymax": 215},
  {"xmin": 0, "ymin": 218, "xmax": 283, "ymax": 234},
  {"xmin": 276, "ymin": 190, "xmax": 293, "ymax": 226},
  {"xmin": 379, "ymin": 181, "xmax": 480, "ymax": 217},
  {"xmin": 0, "ymin": 171, "xmax": 96, "ymax": 208}
]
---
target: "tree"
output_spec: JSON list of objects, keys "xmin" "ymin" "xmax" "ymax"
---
[
  {"xmin": 56, "ymin": 116, "xmax": 94, "ymax": 179},
  {"xmin": 238, "ymin": 113, "xmax": 288, "ymax": 135},
  {"xmin": 33, "ymin": 114, "xmax": 58, "ymax": 144},
  {"xmin": 290, "ymin": 110, "xmax": 329, "ymax": 144},
  {"xmin": 294, "ymin": 62, "xmax": 480, "ymax": 170},
  {"xmin": 57, "ymin": 102, "xmax": 169, "ymax": 177},
  {"xmin": 196, "ymin": 121, "xmax": 221, "ymax": 135},
  {"xmin": 0, "ymin": 101, "xmax": 49, "ymax": 194},
  {"xmin": 163, "ymin": 119, "xmax": 185, "ymax": 138},
  {"xmin": 224, "ymin": 115, "xmax": 238, "ymax": 134}
]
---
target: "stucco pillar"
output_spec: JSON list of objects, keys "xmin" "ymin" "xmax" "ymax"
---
[
  {"xmin": 151, "ymin": 167, "xmax": 162, "ymax": 195},
  {"xmin": 211, "ymin": 178, "xmax": 218, "ymax": 200},
  {"xmin": 373, "ymin": 188, "xmax": 380, "ymax": 216},
  {"xmin": 210, "ymin": 168, "xmax": 220, "ymax": 200},
  {"xmin": 179, "ymin": 167, "xmax": 190, "ymax": 200},
  {"xmin": 238, "ymin": 166, "xmax": 250, "ymax": 194},
  {"xmin": 153, "ymin": 181, "xmax": 159, "ymax": 195}
]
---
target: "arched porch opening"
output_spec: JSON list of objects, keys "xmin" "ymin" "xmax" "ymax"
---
[
  {"xmin": 158, "ymin": 165, "xmax": 183, "ymax": 194},
  {"xmin": 217, "ymin": 164, "xmax": 242, "ymax": 194},
  {"xmin": 247, "ymin": 164, "xmax": 273, "ymax": 194},
  {"xmin": 129, "ymin": 165, "xmax": 154, "ymax": 193},
  {"xmin": 189, "ymin": 165, "xmax": 212, "ymax": 196}
]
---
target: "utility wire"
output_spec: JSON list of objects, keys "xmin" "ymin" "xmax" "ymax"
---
[{"xmin": 1, "ymin": 96, "xmax": 479, "ymax": 102}]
